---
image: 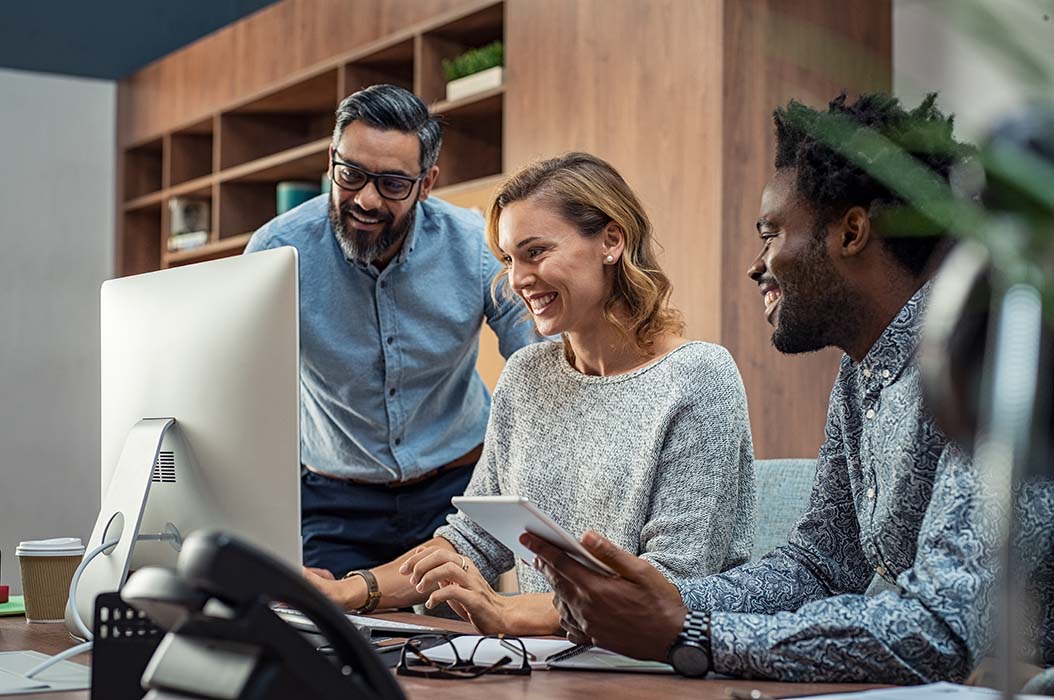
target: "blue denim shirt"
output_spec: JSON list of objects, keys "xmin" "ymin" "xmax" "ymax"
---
[
  {"xmin": 679, "ymin": 283, "xmax": 1054, "ymax": 683},
  {"xmin": 245, "ymin": 194, "xmax": 538, "ymax": 482}
]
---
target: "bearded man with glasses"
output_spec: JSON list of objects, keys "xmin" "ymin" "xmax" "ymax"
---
[{"xmin": 245, "ymin": 84, "xmax": 539, "ymax": 586}]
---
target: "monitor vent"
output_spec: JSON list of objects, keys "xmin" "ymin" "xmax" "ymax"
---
[{"xmin": 153, "ymin": 452, "xmax": 176, "ymax": 483}]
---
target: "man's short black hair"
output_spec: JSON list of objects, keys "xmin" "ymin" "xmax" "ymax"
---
[
  {"xmin": 774, "ymin": 92, "xmax": 973, "ymax": 276},
  {"xmin": 333, "ymin": 84, "xmax": 442, "ymax": 173}
]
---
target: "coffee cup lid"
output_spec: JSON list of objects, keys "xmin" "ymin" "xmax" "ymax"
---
[{"xmin": 16, "ymin": 537, "xmax": 85, "ymax": 557}]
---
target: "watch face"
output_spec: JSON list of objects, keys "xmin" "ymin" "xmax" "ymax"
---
[{"xmin": 670, "ymin": 642, "xmax": 710, "ymax": 678}]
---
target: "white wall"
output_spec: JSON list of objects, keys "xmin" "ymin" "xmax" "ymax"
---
[
  {"xmin": 0, "ymin": 68, "xmax": 114, "ymax": 594},
  {"xmin": 894, "ymin": 0, "xmax": 1054, "ymax": 141}
]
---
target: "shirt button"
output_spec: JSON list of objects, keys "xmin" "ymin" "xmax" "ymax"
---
[
  {"xmin": 881, "ymin": 369, "xmax": 891, "ymax": 379},
  {"xmin": 387, "ymin": 337, "xmax": 394, "ymax": 345},
  {"xmin": 394, "ymin": 438, "xmax": 402, "ymax": 446},
  {"xmin": 389, "ymin": 388, "xmax": 396, "ymax": 396},
  {"xmin": 862, "ymin": 368, "xmax": 872, "ymax": 378},
  {"xmin": 876, "ymin": 563, "xmax": 888, "ymax": 578},
  {"xmin": 865, "ymin": 408, "xmax": 876, "ymax": 419},
  {"xmin": 380, "ymin": 280, "xmax": 386, "ymax": 288},
  {"xmin": 867, "ymin": 487, "xmax": 876, "ymax": 499}
]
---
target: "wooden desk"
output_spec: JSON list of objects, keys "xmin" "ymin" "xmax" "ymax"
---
[{"xmin": 0, "ymin": 612, "xmax": 880, "ymax": 699}]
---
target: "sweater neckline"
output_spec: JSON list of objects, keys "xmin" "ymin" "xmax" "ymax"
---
[{"xmin": 553, "ymin": 340, "xmax": 702, "ymax": 385}]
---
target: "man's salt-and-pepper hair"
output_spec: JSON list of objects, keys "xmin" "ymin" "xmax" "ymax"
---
[{"xmin": 332, "ymin": 84, "xmax": 442, "ymax": 173}]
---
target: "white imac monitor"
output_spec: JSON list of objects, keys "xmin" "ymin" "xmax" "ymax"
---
[{"xmin": 67, "ymin": 246, "xmax": 302, "ymax": 635}]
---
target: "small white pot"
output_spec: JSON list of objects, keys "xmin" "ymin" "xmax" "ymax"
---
[{"xmin": 445, "ymin": 66, "xmax": 503, "ymax": 102}]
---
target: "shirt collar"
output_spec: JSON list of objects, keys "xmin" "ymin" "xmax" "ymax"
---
[
  {"xmin": 395, "ymin": 200, "xmax": 425, "ymax": 265},
  {"xmin": 859, "ymin": 280, "xmax": 933, "ymax": 377}
]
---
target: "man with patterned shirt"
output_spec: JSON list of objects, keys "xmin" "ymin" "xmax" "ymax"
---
[{"xmin": 523, "ymin": 93, "xmax": 1054, "ymax": 683}]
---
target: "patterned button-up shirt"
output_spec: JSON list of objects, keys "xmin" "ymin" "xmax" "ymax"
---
[{"xmin": 680, "ymin": 282, "xmax": 1054, "ymax": 683}]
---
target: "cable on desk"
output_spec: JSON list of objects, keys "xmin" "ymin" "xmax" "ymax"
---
[
  {"xmin": 23, "ymin": 640, "xmax": 93, "ymax": 679},
  {"xmin": 22, "ymin": 533, "xmax": 128, "ymax": 680},
  {"xmin": 67, "ymin": 536, "xmax": 122, "ymax": 641}
]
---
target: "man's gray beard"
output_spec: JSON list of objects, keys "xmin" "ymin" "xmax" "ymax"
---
[{"xmin": 329, "ymin": 199, "xmax": 416, "ymax": 266}]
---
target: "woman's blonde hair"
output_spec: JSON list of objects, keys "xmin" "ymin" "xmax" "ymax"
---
[{"xmin": 486, "ymin": 152, "xmax": 684, "ymax": 353}]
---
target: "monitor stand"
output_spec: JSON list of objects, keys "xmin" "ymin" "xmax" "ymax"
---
[{"xmin": 65, "ymin": 417, "xmax": 188, "ymax": 638}]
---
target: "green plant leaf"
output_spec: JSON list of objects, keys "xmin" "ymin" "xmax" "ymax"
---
[{"xmin": 443, "ymin": 40, "xmax": 504, "ymax": 82}]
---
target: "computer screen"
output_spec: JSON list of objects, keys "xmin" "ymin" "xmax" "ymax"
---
[{"xmin": 68, "ymin": 246, "xmax": 302, "ymax": 633}]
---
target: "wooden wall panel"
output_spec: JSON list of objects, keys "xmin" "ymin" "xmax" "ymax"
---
[
  {"xmin": 117, "ymin": 0, "xmax": 891, "ymax": 462},
  {"xmin": 118, "ymin": 0, "xmax": 477, "ymax": 145},
  {"xmin": 504, "ymin": 0, "xmax": 725, "ymax": 342},
  {"xmin": 720, "ymin": 0, "xmax": 892, "ymax": 459},
  {"xmin": 505, "ymin": 0, "xmax": 889, "ymax": 460}
]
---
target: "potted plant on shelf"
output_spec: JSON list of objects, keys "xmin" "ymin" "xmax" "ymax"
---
[{"xmin": 442, "ymin": 40, "xmax": 503, "ymax": 102}]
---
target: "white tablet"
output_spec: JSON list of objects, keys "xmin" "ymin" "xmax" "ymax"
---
[{"xmin": 451, "ymin": 496, "xmax": 616, "ymax": 576}]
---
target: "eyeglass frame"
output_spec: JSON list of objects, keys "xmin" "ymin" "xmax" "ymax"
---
[
  {"xmin": 396, "ymin": 633, "xmax": 532, "ymax": 679},
  {"xmin": 329, "ymin": 149, "xmax": 425, "ymax": 202}
]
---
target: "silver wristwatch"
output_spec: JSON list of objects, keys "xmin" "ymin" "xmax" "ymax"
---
[{"xmin": 668, "ymin": 610, "xmax": 712, "ymax": 678}]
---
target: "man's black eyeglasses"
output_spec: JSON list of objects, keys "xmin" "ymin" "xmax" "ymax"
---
[
  {"xmin": 397, "ymin": 634, "xmax": 532, "ymax": 679},
  {"xmin": 330, "ymin": 151, "xmax": 423, "ymax": 201}
]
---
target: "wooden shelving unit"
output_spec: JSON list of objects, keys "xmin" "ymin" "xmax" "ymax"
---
[{"xmin": 116, "ymin": 0, "xmax": 505, "ymax": 276}]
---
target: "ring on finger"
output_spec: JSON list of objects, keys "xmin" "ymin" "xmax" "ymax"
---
[{"xmin": 459, "ymin": 555, "xmax": 469, "ymax": 572}]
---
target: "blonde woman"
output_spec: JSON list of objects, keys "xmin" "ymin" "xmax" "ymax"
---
[{"xmin": 305, "ymin": 152, "xmax": 756, "ymax": 635}]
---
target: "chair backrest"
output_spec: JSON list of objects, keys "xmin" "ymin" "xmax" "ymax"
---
[{"xmin": 751, "ymin": 458, "xmax": 817, "ymax": 562}]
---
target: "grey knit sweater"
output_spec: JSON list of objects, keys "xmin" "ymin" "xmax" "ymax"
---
[{"xmin": 435, "ymin": 340, "xmax": 756, "ymax": 593}]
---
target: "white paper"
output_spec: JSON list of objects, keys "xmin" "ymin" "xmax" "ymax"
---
[
  {"xmin": 791, "ymin": 681, "xmax": 1050, "ymax": 700},
  {"xmin": 0, "ymin": 651, "xmax": 90, "ymax": 696},
  {"xmin": 418, "ymin": 636, "xmax": 576, "ymax": 670}
]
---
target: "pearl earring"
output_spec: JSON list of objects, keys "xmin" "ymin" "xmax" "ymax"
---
[{"xmin": 605, "ymin": 255, "xmax": 614, "ymax": 263}]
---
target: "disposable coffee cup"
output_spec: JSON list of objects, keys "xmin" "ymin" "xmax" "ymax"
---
[{"xmin": 16, "ymin": 538, "xmax": 84, "ymax": 623}]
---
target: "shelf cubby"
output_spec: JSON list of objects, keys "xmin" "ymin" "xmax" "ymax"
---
[
  {"xmin": 417, "ymin": 3, "xmax": 504, "ymax": 105},
  {"xmin": 218, "ymin": 182, "xmax": 278, "ymax": 240},
  {"xmin": 119, "ymin": 205, "xmax": 163, "ymax": 277},
  {"xmin": 220, "ymin": 139, "xmax": 329, "ymax": 185},
  {"xmin": 433, "ymin": 91, "xmax": 503, "ymax": 188},
  {"xmin": 124, "ymin": 138, "xmax": 163, "ymax": 201},
  {"xmin": 168, "ymin": 118, "xmax": 214, "ymax": 187},
  {"xmin": 219, "ymin": 69, "xmax": 338, "ymax": 170},
  {"xmin": 343, "ymin": 38, "xmax": 415, "ymax": 95}
]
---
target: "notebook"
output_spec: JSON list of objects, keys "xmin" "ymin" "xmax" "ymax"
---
[
  {"xmin": 421, "ymin": 636, "xmax": 673, "ymax": 674},
  {"xmin": 0, "ymin": 597, "xmax": 25, "ymax": 617}
]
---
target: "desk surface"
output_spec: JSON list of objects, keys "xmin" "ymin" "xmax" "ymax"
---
[{"xmin": 0, "ymin": 612, "xmax": 881, "ymax": 699}]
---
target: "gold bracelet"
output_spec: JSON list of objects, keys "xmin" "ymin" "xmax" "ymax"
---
[{"xmin": 342, "ymin": 569, "xmax": 381, "ymax": 614}]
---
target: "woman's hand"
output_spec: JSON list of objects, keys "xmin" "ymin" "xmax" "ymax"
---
[{"xmin": 399, "ymin": 546, "xmax": 510, "ymax": 634}]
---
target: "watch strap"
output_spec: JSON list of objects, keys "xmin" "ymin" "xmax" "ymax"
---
[
  {"xmin": 342, "ymin": 568, "xmax": 381, "ymax": 614},
  {"xmin": 681, "ymin": 610, "xmax": 713, "ymax": 662}
]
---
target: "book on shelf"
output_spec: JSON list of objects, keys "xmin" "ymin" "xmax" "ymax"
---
[
  {"xmin": 167, "ymin": 230, "xmax": 208, "ymax": 253},
  {"xmin": 168, "ymin": 197, "xmax": 210, "ymax": 235}
]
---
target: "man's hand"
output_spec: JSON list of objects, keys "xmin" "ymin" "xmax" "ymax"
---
[
  {"xmin": 521, "ymin": 531, "xmax": 687, "ymax": 662},
  {"xmin": 305, "ymin": 566, "xmax": 335, "ymax": 580},
  {"xmin": 302, "ymin": 566, "xmax": 363, "ymax": 610}
]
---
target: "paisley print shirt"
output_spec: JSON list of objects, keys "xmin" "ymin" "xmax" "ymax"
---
[{"xmin": 679, "ymin": 283, "xmax": 1054, "ymax": 683}]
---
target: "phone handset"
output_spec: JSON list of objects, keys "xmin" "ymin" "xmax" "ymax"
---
[{"xmin": 122, "ymin": 531, "xmax": 405, "ymax": 700}]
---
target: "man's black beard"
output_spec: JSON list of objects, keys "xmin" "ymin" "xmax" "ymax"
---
[
  {"xmin": 328, "ymin": 198, "xmax": 415, "ymax": 266},
  {"xmin": 771, "ymin": 234, "xmax": 862, "ymax": 355}
]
